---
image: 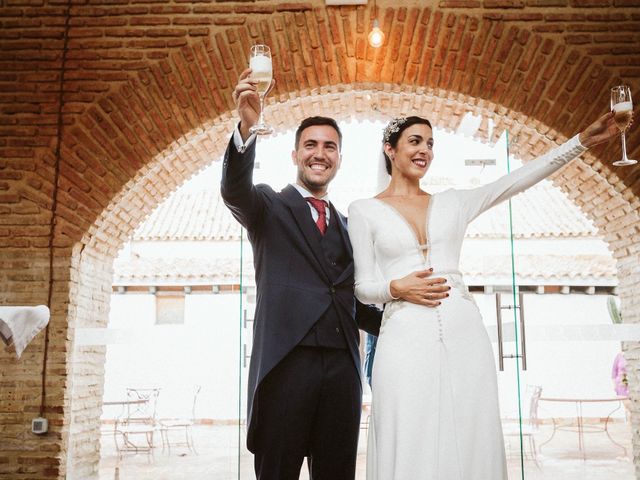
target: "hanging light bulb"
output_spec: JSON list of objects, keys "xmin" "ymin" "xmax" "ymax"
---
[{"xmin": 368, "ymin": 18, "xmax": 385, "ymax": 48}]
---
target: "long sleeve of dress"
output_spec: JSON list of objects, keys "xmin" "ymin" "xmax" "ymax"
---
[
  {"xmin": 348, "ymin": 201, "xmax": 396, "ymax": 305},
  {"xmin": 458, "ymin": 134, "xmax": 587, "ymax": 223}
]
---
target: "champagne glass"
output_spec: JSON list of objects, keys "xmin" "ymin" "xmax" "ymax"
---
[
  {"xmin": 611, "ymin": 85, "xmax": 637, "ymax": 166},
  {"xmin": 249, "ymin": 44, "xmax": 274, "ymax": 135}
]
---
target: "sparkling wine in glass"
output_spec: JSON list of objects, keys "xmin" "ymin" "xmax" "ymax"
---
[
  {"xmin": 611, "ymin": 85, "xmax": 637, "ymax": 166},
  {"xmin": 249, "ymin": 44, "xmax": 274, "ymax": 135}
]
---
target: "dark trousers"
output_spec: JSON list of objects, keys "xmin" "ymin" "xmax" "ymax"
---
[{"xmin": 253, "ymin": 346, "xmax": 362, "ymax": 480}]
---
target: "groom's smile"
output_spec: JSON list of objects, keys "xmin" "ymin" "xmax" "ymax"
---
[{"xmin": 309, "ymin": 162, "xmax": 329, "ymax": 171}]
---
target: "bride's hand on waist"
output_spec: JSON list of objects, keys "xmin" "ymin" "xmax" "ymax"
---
[{"xmin": 389, "ymin": 270, "xmax": 450, "ymax": 307}]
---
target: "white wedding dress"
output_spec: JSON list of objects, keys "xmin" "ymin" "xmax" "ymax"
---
[{"xmin": 348, "ymin": 135, "xmax": 586, "ymax": 480}]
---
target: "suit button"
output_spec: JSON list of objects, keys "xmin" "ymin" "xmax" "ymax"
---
[
  {"xmin": 331, "ymin": 261, "xmax": 337, "ymax": 266},
  {"xmin": 330, "ymin": 287, "xmax": 336, "ymax": 293},
  {"xmin": 335, "ymin": 327, "xmax": 340, "ymax": 334}
]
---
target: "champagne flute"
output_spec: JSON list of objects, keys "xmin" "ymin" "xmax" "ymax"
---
[
  {"xmin": 611, "ymin": 85, "xmax": 637, "ymax": 166},
  {"xmin": 249, "ymin": 44, "xmax": 274, "ymax": 135}
]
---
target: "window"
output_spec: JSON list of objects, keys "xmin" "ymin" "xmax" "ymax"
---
[{"xmin": 155, "ymin": 294, "xmax": 185, "ymax": 325}]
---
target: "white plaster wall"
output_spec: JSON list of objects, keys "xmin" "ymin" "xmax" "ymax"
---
[
  {"xmin": 102, "ymin": 293, "xmax": 250, "ymax": 422},
  {"xmin": 102, "ymin": 292, "xmax": 625, "ymax": 422},
  {"xmin": 475, "ymin": 293, "xmax": 625, "ymax": 420}
]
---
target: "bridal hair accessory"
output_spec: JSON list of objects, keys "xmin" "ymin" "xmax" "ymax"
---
[{"xmin": 383, "ymin": 117, "xmax": 409, "ymax": 143}]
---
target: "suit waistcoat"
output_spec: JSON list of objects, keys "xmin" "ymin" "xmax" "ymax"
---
[{"xmin": 298, "ymin": 206, "xmax": 350, "ymax": 349}]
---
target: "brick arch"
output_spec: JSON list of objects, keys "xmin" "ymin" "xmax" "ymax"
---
[
  {"xmin": 2, "ymin": 3, "xmax": 640, "ymax": 479},
  {"xmin": 84, "ymin": 85, "xmax": 632, "ymax": 257},
  {"xmin": 64, "ymin": 12, "xmax": 639, "ymax": 257},
  {"xmin": 70, "ymin": 95, "xmax": 640, "ymax": 480},
  {"xmin": 61, "ymin": 17, "xmax": 640, "ymax": 478}
]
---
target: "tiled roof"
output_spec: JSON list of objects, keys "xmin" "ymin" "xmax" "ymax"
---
[
  {"xmin": 113, "ymin": 253, "xmax": 616, "ymax": 285},
  {"xmin": 113, "ymin": 257, "xmax": 253, "ymax": 285},
  {"xmin": 119, "ymin": 181, "xmax": 614, "ymax": 286},
  {"xmin": 132, "ymin": 182, "xmax": 598, "ymax": 241},
  {"xmin": 133, "ymin": 190, "xmax": 241, "ymax": 241},
  {"xmin": 459, "ymin": 254, "xmax": 616, "ymax": 282},
  {"xmin": 466, "ymin": 182, "xmax": 597, "ymax": 238}
]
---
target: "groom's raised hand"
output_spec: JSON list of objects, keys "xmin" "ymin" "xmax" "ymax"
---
[{"xmin": 390, "ymin": 269, "xmax": 450, "ymax": 308}]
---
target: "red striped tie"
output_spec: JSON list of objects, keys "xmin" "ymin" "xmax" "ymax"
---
[{"xmin": 306, "ymin": 197, "xmax": 327, "ymax": 235}]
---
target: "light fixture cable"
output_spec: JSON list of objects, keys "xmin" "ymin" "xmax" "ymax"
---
[{"xmin": 40, "ymin": 0, "xmax": 72, "ymax": 419}]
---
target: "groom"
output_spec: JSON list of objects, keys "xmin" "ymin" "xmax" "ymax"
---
[{"xmin": 221, "ymin": 69, "xmax": 449, "ymax": 480}]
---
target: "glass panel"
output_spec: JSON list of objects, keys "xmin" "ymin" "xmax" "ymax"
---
[
  {"xmin": 517, "ymin": 290, "xmax": 635, "ymax": 478},
  {"xmin": 461, "ymin": 128, "xmax": 527, "ymax": 479},
  {"xmin": 238, "ymin": 228, "xmax": 254, "ymax": 479},
  {"xmin": 74, "ymin": 119, "xmax": 637, "ymax": 480},
  {"xmin": 76, "ymin": 283, "xmax": 246, "ymax": 479},
  {"xmin": 72, "ymin": 160, "xmax": 247, "ymax": 479},
  {"xmin": 495, "ymin": 131, "xmax": 635, "ymax": 478},
  {"xmin": 473, "ymin": 292, "xmax": 616, "ymax": 479}
]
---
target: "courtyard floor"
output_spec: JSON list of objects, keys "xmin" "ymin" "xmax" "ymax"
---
[{"xmin": 99, "ymin": 421, "xmax": 635, "ymax": 480}]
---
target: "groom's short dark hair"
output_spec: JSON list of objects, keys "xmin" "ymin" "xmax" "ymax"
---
[{"xmin": 295, "ymin": 116, "xmax": 342, "ymax": 150}]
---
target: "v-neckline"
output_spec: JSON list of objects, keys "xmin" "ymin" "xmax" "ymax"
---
[{"xmin": 373, "ymin": 195, "xmax": 436, "ymax": 258}]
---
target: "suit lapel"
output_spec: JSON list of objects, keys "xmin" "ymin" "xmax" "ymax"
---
[
  {"xmin": 281, "ymin": 185, "xmax": 330, "ymax": 282},
  {"xmin": 333, "ymin": 206, "xmax": 353, "ymax": 259},
  {"xmin": 331, "ymin": 204, "xmax": 355, "ymax": 285}
]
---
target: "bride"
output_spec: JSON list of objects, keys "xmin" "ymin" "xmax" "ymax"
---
[{"xmin": 348, "ymin": 113, "xmax": 618, "ymax": 479}]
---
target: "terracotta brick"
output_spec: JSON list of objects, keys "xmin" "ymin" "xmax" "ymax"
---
[
  {"xmin": 496, "ymin": 26, "xmax": 518, "ymax": 62},
  {"xmin": 571, "ymin": 0, "xmax": 611, "ymax": 5},
  {"xmin": 428, "ymin": 11, "xmax": 443, "ymax": 48},
  {"xmin": 500, "ymin": 44, "xmax": 523, "ymax": 82},
  {"xmin": 409, "ymin": 24, "xmax": 428, "ymax": 63},
  {"xmin": 611, "ymin": 46, "xmax": 639, "ymax": 55},
  {"xmin": 173, "ymin": 17, "xmax": 211, "ymax": 26},
  {"xmin": 420, "ymin": 7, "xmax": 432, "ymax": 25},
  {"xmin": 276, "ymin": 3, "xmax": 313, "ymax": 12},
  {"xmin": 149, "ymin": 6, "xmax": 190, "ymax": 14},
  {"xmin": 566, "ymin": 56, "xmax": 591, "ymax": 91},
  {"xmin": 2, "ymin": 4, "xmax": 640, "ymax": 480},
  {"xmin": 235, "ymin": 5, "xmax": 275, "ymax": 14},
  {"xmin": 502, "ymin": 12, "xmax": 544, "ymax": 20},
  {"xmin": 484, "ymin": 0, "xmax": 525, "ymax": 6},
  {"xmin": 326, "ymin": 8, "xmax": 341, "ymax": 45},
  {"xmin": 417, "ymin": 46, "xmax": 434, "ymax": 85},
  {"xmin": 594, "ymin": 34, "xmax": 640, "ymax": 43},
  {"xmin": 545, "ymin": 12, "xmax": 586, "ymax": 21},
  {"xmin": 566, "ymin": 34, "xmax": 593, "ymax": 44},
  {"xmin": 213, "ymin": 17, "xmax": 246, "ymax": 26},
  {"xmin": 449, "ymin": 14, "xmax": 467, "ymax": 50},
  {"xmin": 129, "ymin": 16, "xmax": 171, "ymax": 26},
  {"xmin": 471, "ymin": 19, "xmax": 491, "ymax": 56},
  {"xmin": 193, "ymin": 5, "xmax": 233, "ymax": 14},
  {"xmin": 402, "ymin": 8, "xmax": 420, "ymax": 46},
  {"xmin": 342, "ymin": 17, "xmax": 355, "ymax": 58},
  {"xmin": 440, "ymin": 0, "xmax": 481, "ymax": 5}
]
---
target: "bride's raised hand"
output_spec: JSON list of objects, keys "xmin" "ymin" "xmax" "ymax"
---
[
  {"xmin": 390, "ymin": 269, "xmax": 450, "ymax": 307},
  {"xmin": 578, "ymin": 112, "xmax": 618, "ymax": 148}
]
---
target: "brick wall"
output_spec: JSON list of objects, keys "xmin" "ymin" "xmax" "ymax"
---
[{"xmin": 1, "ymin": 1, "xmax": 639, "ymax": 478}]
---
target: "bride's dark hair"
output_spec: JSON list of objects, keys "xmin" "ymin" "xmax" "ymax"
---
[{"xmin": 382, "ymin": 116, "xmax": 432, "ymax": 175}]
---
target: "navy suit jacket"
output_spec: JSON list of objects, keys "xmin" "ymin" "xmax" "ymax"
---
[{"xmin": 220, "ymin": 135, "xmax": 381, "ymax": 451}]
